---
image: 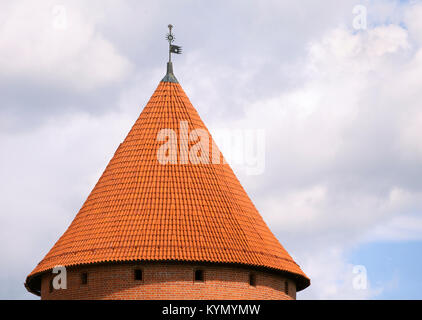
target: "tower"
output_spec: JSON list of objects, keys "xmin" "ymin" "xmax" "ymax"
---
[{"xmin": 25, "ymin": 26, "xmax": 310, "ymax": 300}]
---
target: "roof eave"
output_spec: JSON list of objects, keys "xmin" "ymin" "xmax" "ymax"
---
[{"xmin": 24, "ymin": 259, "xmax": 310, "ymax": 296}]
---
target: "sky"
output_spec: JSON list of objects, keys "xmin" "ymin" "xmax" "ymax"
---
[{"xmin": 1, "ymin": 0, "xmax": 422, "ymax": 299}]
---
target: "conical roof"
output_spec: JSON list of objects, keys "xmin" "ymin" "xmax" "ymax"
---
[{"xmin": 25, "ymin": 63, "xmax": 310, "ymax": 295}]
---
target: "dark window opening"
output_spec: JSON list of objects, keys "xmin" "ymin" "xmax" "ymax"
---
[
  {"xmin": 249, "ymin": 274, "xmax": 256, "ymax": 286},
  {"xmin": 49, "ymin": 278, "xmax": 54, "ymax": 292},
  {"xmin": 194, "ymin": 269, "xmax": 204, "ymax": 282},
  {"xmin": 285, "ymin": 281, "xmax": 289, "ymax": 295},
  {"xmin": 134, "ymin": 269, "xmax": 143, "ymax": 281},
  {"xmin": 81, "ymin": 272, "xmax": 88, "ymax": 285}
]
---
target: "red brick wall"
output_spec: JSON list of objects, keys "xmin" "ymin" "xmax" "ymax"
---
[{"xmin": 41, "ymin": 262, "xmax": 296, "ymax": 300}]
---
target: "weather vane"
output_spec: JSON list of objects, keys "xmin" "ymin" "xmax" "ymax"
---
[{"xmin": 166, "ymin": 24, "xmax": 182, "ymax": 62}]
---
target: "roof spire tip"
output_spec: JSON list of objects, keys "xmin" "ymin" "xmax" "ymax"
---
[{"xmin": 163, "ymin": 24, "xmax": 181, "ymax": 83}]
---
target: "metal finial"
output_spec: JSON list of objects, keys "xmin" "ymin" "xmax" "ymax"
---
[
  {"xmin": 162, "ymin": 24, "xmax": 182, "ymax": 83},
  {"xmin": 165, "ymin": 24, "xmax": 182, "ymax": 63},
  {"xmin": 166, "ymin": 25, "xmax": 175, "ymax": 45}
]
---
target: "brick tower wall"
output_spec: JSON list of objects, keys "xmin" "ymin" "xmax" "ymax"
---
[{"xmin": 41, "ymin": 262, "xmax": 296, "ymax": 300}]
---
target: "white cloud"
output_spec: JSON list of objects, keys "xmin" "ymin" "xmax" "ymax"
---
[
  {"xmin": 405, "ymin": 3, "xmax": 422, "ymax": 45},
  {"xmin": 363, "ymin": 214, "xmax": 422, "ymax": 242},
  {"xmin": 0, "ymin": 0, "xmax": 131, "ymax": 90},
  {"xmin": 0, "ymin": 108, "xmax": 134, "ymax": 298},
  {"xmin": 227, "ymin": 12, "xmax": 422, "ymax": 299},
  {"xmin": 298, "ymin": 248, "xmax": 383, "ymax": 300}
]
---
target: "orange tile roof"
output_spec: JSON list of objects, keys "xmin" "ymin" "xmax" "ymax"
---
[{"xmin": 25, "ymin": 78, "xmax": 310, "ymax": 294}]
